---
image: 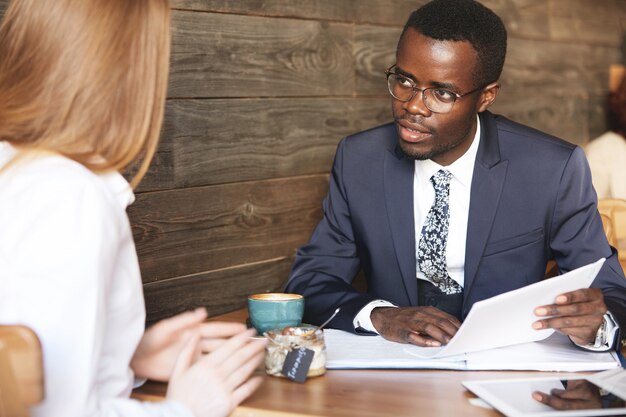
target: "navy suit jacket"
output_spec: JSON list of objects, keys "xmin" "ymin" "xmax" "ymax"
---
[{"xmin": 286, "ymin": 111, "xmax": 626, "ymax": 337}]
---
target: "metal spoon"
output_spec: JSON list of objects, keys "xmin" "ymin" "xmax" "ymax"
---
[
  {"xmin": 302, "ymin": 307, "xmax": 341, "ymax": 336},
  {"xmin": 264, "ymin": 307, "xmax": 341, "ymax": 344}
]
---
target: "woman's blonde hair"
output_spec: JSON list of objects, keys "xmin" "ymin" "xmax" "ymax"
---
[{"xmin": 0, "ymin": 0, "xmax": 171, "ymax": 188}]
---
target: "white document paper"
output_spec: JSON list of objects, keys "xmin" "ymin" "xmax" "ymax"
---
[
  {"xmin": 325, "ymin": 329, "xmax": 621, "ymax": 372},
  {"xmin": 324, "ymin": 328, "xmax": 467, "ymax": 370},
  {"xmin": 415, "ymin": 258, "xmax": 606, "ymax": 358},
  {"xmin": 464, "ymin": 332, "xmax": 621, "ymax": 372}
]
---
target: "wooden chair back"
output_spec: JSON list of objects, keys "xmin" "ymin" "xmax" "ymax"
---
[
  {"xmin": 600, "ymin": 212, "xmax": 617, "ymax": 247},
  {"xmin": 0, "ymin": 325, "xmax": 44, "ymax": 417},
  {"xmin": 598, "ymin": 198, "xmax": 626, "ymax": 261},
  {"xmin": 609, "ymin": 64, "xmax": 624, "ymax": 93}
]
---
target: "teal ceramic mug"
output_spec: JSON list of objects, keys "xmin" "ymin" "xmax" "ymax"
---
[{"xmin": 247, "ymin": 293, "xmax": 304, "ymax": 335}]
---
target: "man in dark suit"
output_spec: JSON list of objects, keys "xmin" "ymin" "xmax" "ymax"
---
[{"xmin": 285, "ymin": 0, "xmax": 626, "ymax": 351}]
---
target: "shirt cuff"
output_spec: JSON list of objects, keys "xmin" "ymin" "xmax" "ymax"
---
[
  {"xmin": 353, "ymin": 300, "xmax": 397, "ymax": 333},
  {"xmin": 572, "ymin": 311, "xmax": 619, "ymax": 352}
]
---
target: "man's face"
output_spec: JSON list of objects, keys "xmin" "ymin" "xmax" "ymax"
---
[{"xmin": 392, "ymin": 28, "xmax": 492, "ymax": 166}]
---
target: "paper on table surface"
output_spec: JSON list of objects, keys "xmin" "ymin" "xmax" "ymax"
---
[
  {"xmin": 414, "ymin": 258, "xmax": 606, "ymax": 358},
  {"xmin": 324, "ymin": 328, "xmax": 621, "ymax": 371},
  {"xmin": 465, "ymin": 332, "xmax": 621, "ymax": 372},
  {"xmin": 324, "ymin": 328, "xmax": 467, "ymax": 370}
]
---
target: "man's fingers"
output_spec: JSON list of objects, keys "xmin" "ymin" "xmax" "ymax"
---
[
  {"xmin": 555, "ymin": 288, "xmax": 603, "ymax": 305},
  {"xmin": 418, "ymin": 321, "xmax": 456, "ymax": 343},
  {"xmin": 532, "ymin": 321, "xmax": 600, "ymax": 344},
  {"xmin": 421, "ymin": 308, "xmax": 462, "ymax": 329},
  {"xmin": 408, "ymin": 307, "xmax": 461, "ymax": 336},
  {"xmin": 407, "ymin": 331, "xmax": 442, "ymax": 347},
  {"xmin": 551, "ymin": 387, "xmax": 593, "ymax": 401},
  {"xmin": 535, "ymin": 302, "xmax": 605, "ymax": 317},
  {"xmin": 532, "ymin": 287, "xmax": 606, "ymax": 343},
  {"xmin": 535, "ymin": 288, "xmax": 605, "ymax": 316},
  {"xmin": 405, "ymin": 314, "xmax": 460, "ymax": 346},
  {"xmin": 535, "ymin": 289, "xmax": 606, "ymax": 320},
  {"xmin": 533, "ymin": 314, "xmax": 602, "ymax": 331},
  {"xmin": 533, "ymin": 391, "xmax": 571, "ymax": 410}
]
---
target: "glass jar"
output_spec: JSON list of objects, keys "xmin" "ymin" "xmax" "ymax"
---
[{"xmin": 264, "ymin": 326, "xmax": 326, "ymax": 378}]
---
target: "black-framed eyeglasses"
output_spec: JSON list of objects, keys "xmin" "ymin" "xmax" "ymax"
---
[{"xmin": 385, "ymin": 65, "xmax": 484, "ymax": 114}]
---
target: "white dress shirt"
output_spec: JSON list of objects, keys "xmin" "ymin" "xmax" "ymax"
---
[
  {"xmin": 413, "ymin": 117, "xmax": 480, "ymax": 287},
  {"xmin": 0, "ymin": 143, "xmax": 193, "ymax": 417}
]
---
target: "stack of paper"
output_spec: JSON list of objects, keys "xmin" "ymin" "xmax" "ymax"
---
[{"xmin": 324, "ymin": 330, "xmax": 621, "ymax": 372}]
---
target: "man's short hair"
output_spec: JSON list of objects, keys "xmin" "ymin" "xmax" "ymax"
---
[{"xmin": 401, "ymin": 0, "xmax": 507, "ymax": 88}]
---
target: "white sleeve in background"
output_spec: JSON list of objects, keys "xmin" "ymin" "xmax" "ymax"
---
[
  {"xmin": 0, "ymin": 153, "xmax": 192, "ymax": 417},
  {"xmin": 353, "ymin": 300, "xmax": 398, "ymax": 333},
  {"xmin": 585, "ymin": 142, "xmax": 611, "ymax": 199}
]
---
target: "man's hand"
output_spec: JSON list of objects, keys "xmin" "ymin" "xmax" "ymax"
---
[
  {"xmin": 370, "ymin": 306, "xmax": 461, "ymax": 347},
  {"xmin": 533, "ymin": 288, "xmax": 607, "ymax": 345}
]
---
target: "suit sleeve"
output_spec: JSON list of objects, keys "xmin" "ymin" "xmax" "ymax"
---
[
  {"xmin": 550, "ymin": 146, "xmax": 626, "ymax": 345},
  {"xmin": 285, "ymin": 138, "xmax": 379, "ymax": 332}
]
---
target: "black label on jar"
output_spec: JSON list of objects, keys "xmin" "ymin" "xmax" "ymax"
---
[{"xmin": 281, "ymin": 347, "xmax": 314, "ymax": 383}]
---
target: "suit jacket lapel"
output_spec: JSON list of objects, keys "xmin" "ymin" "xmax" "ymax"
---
[
  {"xmin": 464, "ymin": 111, "xmax": 508, "ymax": 299},
  {"xmin": 384, "ymin": 144, "xmax": 418, "ymax": 305}
]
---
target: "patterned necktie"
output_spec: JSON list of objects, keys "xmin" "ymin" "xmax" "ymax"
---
[{"xmin": 418, "ymin": 169, "xmax": 463, "ymax": 295}]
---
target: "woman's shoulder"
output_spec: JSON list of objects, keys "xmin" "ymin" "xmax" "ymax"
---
[{"xmin": 0, "ymin": 145, "xmax": 133, "ymax": 212}]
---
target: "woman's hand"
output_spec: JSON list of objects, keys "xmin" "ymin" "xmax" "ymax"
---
[
  {"xmin": 167, "ymin": 328, "xmax": 267, "ymax": 417},
  {"xmin": 131, "ymin": 307, "xmax": 250, "ymax": 381}
]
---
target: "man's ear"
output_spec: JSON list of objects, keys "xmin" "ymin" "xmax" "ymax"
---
[{"xmin": 476, "ymin": 82, "xmax": 500, "ymax": 112}]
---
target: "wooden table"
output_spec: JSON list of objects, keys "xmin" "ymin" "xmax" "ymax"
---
[{"xmin": 133, "ymin": 309, "xmax": 623, "ymax": 417}]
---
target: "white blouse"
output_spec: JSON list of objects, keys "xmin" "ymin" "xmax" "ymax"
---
[{"xmin": 0, "ymin": 143, "xmax": 192, "ymax": 417}]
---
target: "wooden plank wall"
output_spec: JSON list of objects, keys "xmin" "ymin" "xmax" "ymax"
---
[{"xmin": 1, "ymin": 0, "xmax": 625, "ymax": 323}]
